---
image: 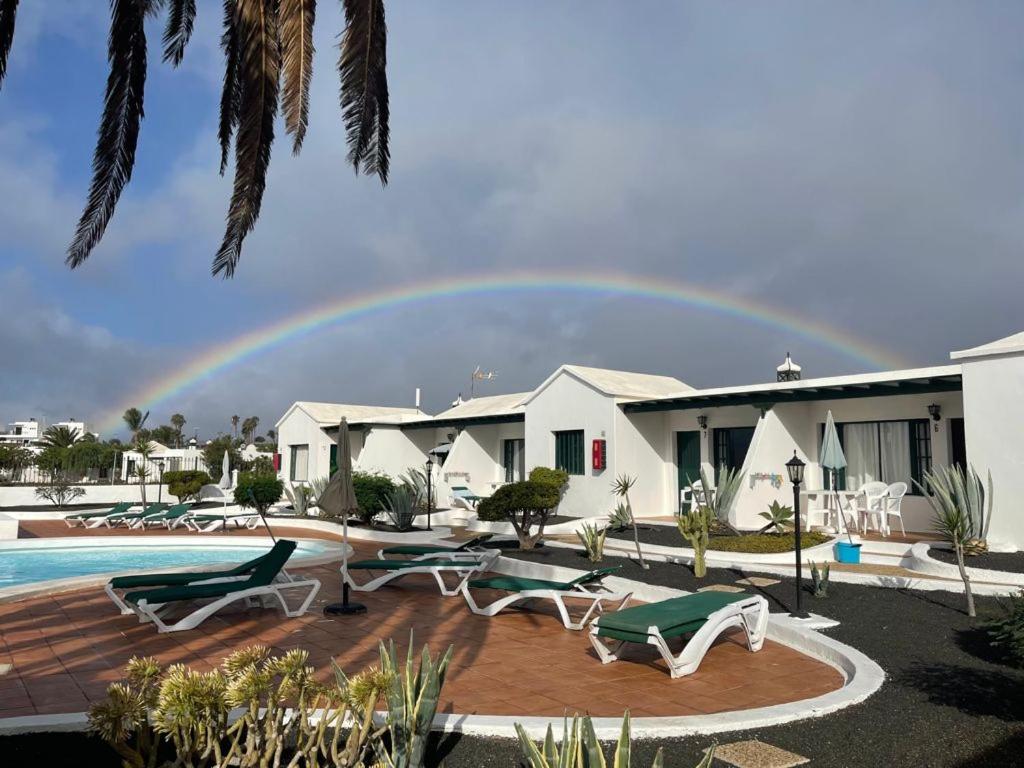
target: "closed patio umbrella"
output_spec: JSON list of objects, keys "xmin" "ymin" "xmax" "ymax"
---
[
  {"xmin": 820, "ymin": 410, "xmax": 849, "ymax": 535},
  {"xmin": 321, "ymin": 418, "xmax": 365, "ymax": 616},
  {"xmin": 219, "ymin": 448, "xmax": 232, "ymax": 490}
]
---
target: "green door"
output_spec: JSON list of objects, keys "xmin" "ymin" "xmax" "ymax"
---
[{"xmin": 676, "ymin": 431, "xmax": 701, "ymax": 511}]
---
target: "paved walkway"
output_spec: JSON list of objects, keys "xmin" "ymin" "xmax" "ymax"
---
[{"xmin": 0, "ymin": 522, "xmax": 843, "ymax": 720}]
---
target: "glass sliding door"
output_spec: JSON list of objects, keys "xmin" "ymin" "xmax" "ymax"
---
[{"xmin": 503, "ymin": 439, "xmax": 525, "ymax": 483}]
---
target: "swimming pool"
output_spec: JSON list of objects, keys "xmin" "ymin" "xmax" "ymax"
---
[{"xmin": 0, "ymin": 538, "xmax": 340, "ymax": 590}]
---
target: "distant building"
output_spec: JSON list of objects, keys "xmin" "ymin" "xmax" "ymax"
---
[{"xmin": 0, "ymin": 417, "xmax": 98, "ymax": 448}]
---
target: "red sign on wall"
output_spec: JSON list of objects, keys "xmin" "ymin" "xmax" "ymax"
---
[{"xmin": 592, "ymin": 439, "xmax": 607, "ymax": 471}]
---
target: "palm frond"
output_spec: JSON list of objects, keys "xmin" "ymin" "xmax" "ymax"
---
[
  {"xmin": 212, "ymin": 0, "xmax": 280, "ymax": 278},
  {"xmin": 162, "ymin": 0, "xmax": 196, "ymax": 66},
  {"xmin": 338, "ymin": 0, "xmax": 389, "ymax": 183},
  {"xmin": 0, "ymin": 0, "xmax": 20, "ymax": 91},
  {"xmin": 66, "ymin": 0, "xmax": 148, "ymax": 269},
  {"xmin": 279, "ymin": 0, "xmax": 315, "ymax": 153},
  {"xmin": 217, "ymin": 0, "xmax": 241, "ymax": 175}
]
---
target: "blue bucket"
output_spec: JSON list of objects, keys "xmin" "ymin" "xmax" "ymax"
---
[{"xmin": 834, "ymin": 541, "xmax": 862, "ymax": 564}]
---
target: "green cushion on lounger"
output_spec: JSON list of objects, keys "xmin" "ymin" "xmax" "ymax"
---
[
  {"xmin": 381, "ymin": 534, "xmax": 494, "ymax": 556},
  {"xmin": 109, "ymin": 541, "xmax": 287, "ymax": 589},
  {"xmin": 594, "ymin": 592, "xmax": 750, "ymax": 644},
  {"xmin": 112, "ymin": 503, "xmax": 168, "ymax": 521},
  {"xmin": 347, "ymin": 558, "xmax": 469, "ymax": 570},
  {"xmin": 468, "ymin": 575, "xmax": 572, "ymax": 592},
  {"xmin": 67, "ymin": 502, "xmax": 132, "ymax": 521},
  {"xmin": 124, "ymin": 540, "xmax": 297, "ymax": 605}
]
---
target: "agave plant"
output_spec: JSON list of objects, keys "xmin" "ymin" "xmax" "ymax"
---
[
  {"xmin": 577, "ymin": 521, "xmax": 608, "ymax": 563},
  {"xmin": 700, "ymin": 465, "xmax": 745, "ymax": 532},
  {"xmin": 383, "ymin": 486, "xmax": 417, "ymax": 531},
  {"xmin": 607, "ymin": 502, "xmax": 632, "ymax": 531},
  {"xmin": 0, "ymin": 0, "xmax": 391, "ymax": 278},
  {"xmin": 758, "ymin": 500, "xmax": 794, "ymax": 534},
  {"xmin": 284, "ymin": 482, "xmax": 315, "ymax": 516},
  {"xmin": 810, "ymin": 560, "xmax": 830, "ymax": 598},
  {"xmin": 308, "ymin": 474, "xmax": 330, "ymax": 507},
  {"xmin": 915, "ymin": 464, "xmax": 994, "ymax": 618}
]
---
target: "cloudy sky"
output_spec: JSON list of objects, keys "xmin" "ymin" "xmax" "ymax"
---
[{"xmin": 1, "ymin": 1, "xmax": 1021, "ymax": 440}]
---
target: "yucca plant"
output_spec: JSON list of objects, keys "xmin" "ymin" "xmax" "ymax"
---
[
  {"xmin": 577, "ymin": 521, "xmax": 608, "ymax": 563},
  {"xmin": 0, "ymin": 0, "xmax": 392, "ymax": 278},
  {"xmin": 612, "ymin": 473, "xmax": 648, "ymax": 570},
  {"xmin": 284, "ymin": 482, "xmax": 315, "ymax": 516},
  {"xmin": 758, "ymin": 500, "xmax": 794, "ymax": 534},
  {"xmin": 915, "ymin": 464, "xmax": 994, "ymax": 617},
  {"xmin": 516, "ymin": 711, "xmax": 715, "ymax": 768},
  {"xmin": 383, "ymin": 486, "xmax": 418, "ymax": 531},
  {"xmin": 375, "ymin": 637, "xmax": 453, "ymax": 768},
  {"xmin": 676, "ymin": 505, "xmax": 715, "ymax": 578}
]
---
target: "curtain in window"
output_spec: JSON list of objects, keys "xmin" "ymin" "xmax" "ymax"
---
[
  {"xmin": 844, "ymin": 423, "xmax": 880, "ymax": 489},
  {"xmin": 879, "ymin": 421, "xmax": 911, "ymax": 485},
  {"xmin": 291, "ymin": 445, "xmax": 309, "ymax": 482}
]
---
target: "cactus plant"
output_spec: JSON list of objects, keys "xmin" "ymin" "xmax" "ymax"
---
[
  {"xmin": 577, "ymin": 522, "xmax": 608, "ymax": 562},
  {"xmin": 375, "ymin": 636, "xmax": 453, "ymax": 768},
  {"xmin": 810, "ymin": 560, "xmax": 830, "ymax": 598},
  {"xmin": 676, "ymin": 505, "xmax": 715, "ymax": 578}
]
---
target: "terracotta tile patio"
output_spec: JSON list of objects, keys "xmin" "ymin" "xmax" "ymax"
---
[{"xmin": 0, "ymin": 521, "xmax": 843, "ymax": 719}]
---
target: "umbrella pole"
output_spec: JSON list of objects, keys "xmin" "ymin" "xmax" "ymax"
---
[{"xmin": 324, "ymin": 511, "xmax": 366, "ymax": 616}]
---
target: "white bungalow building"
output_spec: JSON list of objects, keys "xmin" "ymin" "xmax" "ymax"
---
[{"xmin": 273, "ymin": 330, "xmax": 1024, "ymax": 549}]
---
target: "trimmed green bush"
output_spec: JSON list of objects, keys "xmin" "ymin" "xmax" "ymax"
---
[
  {"xmin": 478, "ymin": 480, "xmax": 561, "ymax": 549},
  {"xmin": 353, "ymin": 471, "xmax": 396, "ymax": 524},
  {"xmin": 707, "ymin": 531, "xmax": 831, "ymax": 553},
  {"xmin": 987, "ymin": 589, "xmax": 1024, "ymax": 666},
  {"xmin": 164, "ymin": 470, "xmax": 212, "ymax": 503},
  {"xmin": 529, "ymin": 466, "xmax": 569, "ymax": 492},
  {"xmin": 233, "ymin": 472, "xmax": 283, "ymax": 515}
]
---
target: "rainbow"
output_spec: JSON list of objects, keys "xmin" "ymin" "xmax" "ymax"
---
[{"xmin": 97, "ymin": 270, "xmax": 912, "ymax": 433}]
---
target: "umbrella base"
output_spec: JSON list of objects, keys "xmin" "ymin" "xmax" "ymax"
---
[{"xmin": 323, "ymin": 602, "xmax": 367, "ymax": 616}]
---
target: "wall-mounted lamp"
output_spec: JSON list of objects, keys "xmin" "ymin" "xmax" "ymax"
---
[
  {"xmin": 927, "ymin": 403, "xmax": 942, "ymax": 432},
  {"xmin": 697, "ymin": 415, "xmax": 708, "ymax": 433}
]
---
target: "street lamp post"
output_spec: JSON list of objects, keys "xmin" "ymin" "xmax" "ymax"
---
[
  {"xmin": 786, "ymin": 451, "xmax": 810, "ymax": 619},
  {"xmin": 425, "ymin": 457, "xmax": 434, "ymax": 531}
]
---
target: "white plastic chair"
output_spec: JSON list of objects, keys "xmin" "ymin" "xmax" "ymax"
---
[
  {"xmin": 880, "ymin": 482, "xmax": 908, "ymax": 536},
  {"xmin": 854, "ymin": 481, "xmax": 890, "ymax": 534},
  {"xmin": 680, "ymin": 481, "xmax": 715, "ymax": 513}
]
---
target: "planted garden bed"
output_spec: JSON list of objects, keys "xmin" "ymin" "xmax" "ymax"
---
[
  {"xmin": 604, "ymin": 524, "xmax": 831, "ymax": 553},
  {"xmin": 929, "ymin": 546, "xmax": 1024, "ymax": 575}
]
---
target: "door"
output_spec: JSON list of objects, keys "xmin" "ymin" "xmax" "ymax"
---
[
  {"xmin": 949, "ymin": 418, "xmax": 967, "ymax": 471},
  {"xmin": 676, "ymin": 431, "xmax": 701, "ymax": 511}
]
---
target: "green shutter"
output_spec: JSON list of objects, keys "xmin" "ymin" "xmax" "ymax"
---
[{"xmin": 554, "ymin": 430, "xmax": 584, "ymax": 475}]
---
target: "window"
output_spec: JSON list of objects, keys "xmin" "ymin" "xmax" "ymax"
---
[
  {"xmin": 503, "ymin": 439, "xmax": 525, "ymax": 483},
  {"xmin": 712, "ymin": 427, "xmax": 755, "ymax": 480},
  {"xmin": 289, "ymin": 444, "xmax": 309, "ymax": 482},
  {"xmin": 827, "ymin": 420, "xmax": 930, "ymax": 492},
  {"xmin": 554, "ymin": 430, "xmax": 585, "ymax": 475}
]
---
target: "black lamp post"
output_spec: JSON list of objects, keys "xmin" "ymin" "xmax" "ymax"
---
[
  {"xmin": 425, "ymin": 456, "xmax": 434, "ymax": 531},
  {"xmin": 786, "ymin": 451, "xmax": 810, "ymax": 619}
]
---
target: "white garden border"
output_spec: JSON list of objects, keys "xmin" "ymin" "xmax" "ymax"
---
[{"xmin": 909, "ymin": 542, "xmax": 1024, "ymax": 588}]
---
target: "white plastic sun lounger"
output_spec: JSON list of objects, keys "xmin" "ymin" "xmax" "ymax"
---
[
  {"xmin": 589, "ymin": 592, "xmax": 769, "ymax": 678},
  {"xmin": 342, "ymin": 551, "xmax": 498, "ymax": 596},
  {"xmin": 183, "ymin": 511, "xmax": 263, "ymax": 532},
  {"xmin": 460, "ymin": 566, "xmax": 632, "ymax": 630}
]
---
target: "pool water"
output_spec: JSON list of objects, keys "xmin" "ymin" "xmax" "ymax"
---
[{"xmin": 0, "ymin": 542, "xmax": 330, "ymax": 588}]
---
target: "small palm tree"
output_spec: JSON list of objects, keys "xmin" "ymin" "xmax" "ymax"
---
[
  {"xmin": 170, "ymin": 413, "xmax": 186, "ymax": 447},
  {"xmin": 0, "ymin": 0, "xmax": 391, "ymax": 278},
  {"xmin": 122, "ymin": 407, "xmax": 149, "ymax": 443},
  {"xmin": 612, "ymin": 473, "xmax": 647, "ymax": 570},
  {"xmin": 134, "ymin": 439, "xmax": 154, "ymax": 508},
  {"xmin": 231, "ymin": 415, "xmax": 240, "ymax": 439},
  {"xmin": 40, "ymin": 425, "xmax": 81, "ymax": 449}
]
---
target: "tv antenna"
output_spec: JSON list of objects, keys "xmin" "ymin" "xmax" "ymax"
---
[{"xmin": 470, "ymin": 366, "xmax": 498, "ymax": 399}]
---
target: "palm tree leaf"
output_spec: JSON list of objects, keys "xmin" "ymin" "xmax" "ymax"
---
[
  {"xmin": 338, "ymin": 0, "xmax": 389, "ymax": 183},
  {"xmin": 217, "ymin": 0, "xmax": 241, "ymax": 175},
  {"xmin": 279, "ymin": 0, "xmax": 315, "ymax": 153},
  {"xmin": 66, "ymin": 0, "xmax": 149, "ymax": 269},
  {"xmin": 162, "ymin": 0, "xmax": 196, "ymax": 66},
  {"xmin": 0, "ymin": 0, "xmax": 20, "ymax": 91},
  {"xmin": 212, "ymin": 0, "xmax": 280, "ymax": 278}
]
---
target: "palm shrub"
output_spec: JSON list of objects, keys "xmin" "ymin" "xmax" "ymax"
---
[
  {"xmin": 758, "ymin": 500, "xmax": 794, "ymax": 534},
  {"xmin": 676, "ymin": 505, "xmax": 715, "ymax": 578},
  {"xmin": 89, "ymin": 647, "xmax": 390, "ymax": 768},
  {"xmin": 986, "ymin": 589, "xmax": 1024, "ymax": 667},
  {"xmin": 577, "ymin": 522, "xmax": 608, "ymax": 563},
  {"xmin": 383, "ymin": 486, "xmax": 418, "ymax": 532},
  {"xmin": 516, "ymin": 711, "xmax": 715, "ymax": 768},
  {"xmin": 915, "ymin": 465, "xmax": 994, "ymax": 617},
  {"xmin": 375, "ymin": 638, "xmax": 453, "ymax": 768},
  {"xmin": 284, "ymin": 483, "xmax": 315, "ymax": 517},
  {"xmin": 613, "ymin": 473, "xmax": 648, "ymax": 569}
]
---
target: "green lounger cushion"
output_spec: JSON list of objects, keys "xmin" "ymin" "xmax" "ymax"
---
[
  {"xmin": 594, "ymin": 592, "xmax": 749, "ymax": 644},
  {"xmin": 112, "ymin": 503, "xmax": 168, "ymax": 521},
  {"xmin": 347, "ymin": 558, "xmax": 469, "ymax": 570},
  {"xmin": 110, "ymin": 540, "xmax": 291, "ymax": 590},
  {"xmin": 381, "ymin": 534, "xmax": 494, "ymax": 556},
  {"xmin": 125, "ymin": 540, "xmax": 297, "ymax": 605},
  {"xmin": 67, "ymin": 502, "xmax": 132, "ymax": 521},
  {"xmin": 144, "ymin": 504, "xmax": 190, "ymax": 522},
  {"xmin": 469, "ymin": 566, "xmax": 619, "ymax": 593}
]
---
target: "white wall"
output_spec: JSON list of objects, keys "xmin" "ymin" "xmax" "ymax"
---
[
  {"xmin": 438, "ymin": 422, "xmax": 525, "ymax": 500},
  {"xmin": 961, "ymin": 351, "xmax": 1024, "ymax": 549},
  {"xmin": 356, "ymin": 425, "xmax": 435, "ymax": 480},
  {"xmin": 277, "ymin": 408, "xmax": 336, "ymax": 484},
  {"xmin": 0, "ymin": 483, "xmax": 169, "ymax": 507}
]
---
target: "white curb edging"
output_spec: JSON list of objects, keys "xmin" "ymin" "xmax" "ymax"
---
[{"xmin": 909, "ymin": 542, "xmax": 1024, "ymax": 589}]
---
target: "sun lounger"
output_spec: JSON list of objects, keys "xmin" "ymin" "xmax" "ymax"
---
[
  {"xmin": 377, "ymin": 533, "xmax": 495, "ymax": 559},
  {"xmin": 342, "ymin": 551, "xmax": 498, "ymax": 596},
  {"xmin": 183, "ymin": 511, "xmax": 263, "ymax": 532},
  {"xmin": 137, "ymin": 503, "xmax": 192, "ymax": 529},
  {"xmin": 105, "ymin": 540, "xmax": 301, "ymax": 614},
  {"xmin": 121, "ymin": 539, "xmax": 320, "ymax": 633},
  {"xmin": 460, "ymin": 566, "xmax": 631, "ymax": 630},
  {"xmin": 589, "ymin": 592, "xmax": 769, "ymax": 678},
  {"xmin": 64, "ymin": 502, "xmax": 133, "ymax": 528},
  {"xmin": 92, "ymin": 502, "xmax": 168, "ymax": 528}
]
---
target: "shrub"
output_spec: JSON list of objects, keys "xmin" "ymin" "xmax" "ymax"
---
[
  {"xmin": 34, "ymin": 478, "xmax": 86, "ymax": 508},
  {"xmin": 478, "ymin": 479, "xmax": 561, "ymax": 549},
  {"xmin": 986, "ymin": 589, "xmax": 1024, "ymax": 667},
  {"xmin": 163, "ymin": 470, "xmax": 212, "ymax": 503},
  {"xmin": 243, "ymin": 455, "xmax": 275, "ymax": 475},
  {"xmin": 706, "ymin": 531, "xmax": 831, "ymax": 553},
  {"xmin": 233, "ymin": 472, "xmax": 283, "ymax": 515},
  {"xmin": 529, "ymin": 466, "xmax": 569, "ymax": 493},
  {"xmin": 353, "ymin": 471, "xmax": 396, "ymax": 524},
  {"xmin": 202, "ymin": 435, "xmax": 241, "ymax": 483}
]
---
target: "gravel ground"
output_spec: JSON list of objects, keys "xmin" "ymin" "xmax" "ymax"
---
[
  {"xmin": 4, "ymin": 544, "xmax": 1023, "ymax": 767},
  {"xmin": 929, "ymin": 547, "xmax": 1024, "ymax": 575}
]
